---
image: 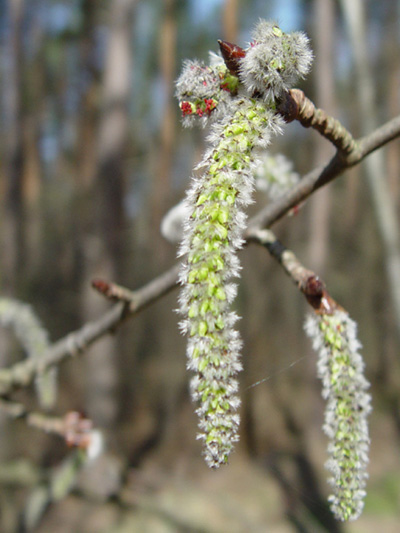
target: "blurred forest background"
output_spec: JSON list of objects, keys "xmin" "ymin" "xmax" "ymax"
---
[{"xmin": 0, "ymin": 0, "xmax": 400, "ymax": 531}]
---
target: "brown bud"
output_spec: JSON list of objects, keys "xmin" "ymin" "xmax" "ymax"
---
[
  {"xmin": 218, "ymin": 40, "xmax": 246, "ymax": 76},
  {"xmin": 303, "ymin": 275, "xmax": 341, "ymax": 315},
  {"xmin": 303, "ymin": 275, "xmax": 324, "ymax": 310}
]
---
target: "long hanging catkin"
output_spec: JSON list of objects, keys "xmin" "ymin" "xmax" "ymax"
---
[{"xmin": 176, "ymin": 20, "xmax": 313, "ymax": 467}]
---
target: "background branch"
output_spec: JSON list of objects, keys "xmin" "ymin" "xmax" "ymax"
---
[
  {"xmin": 0, "ymin": 101, "xmax": 399, "ymax": 399},
  {"xmin": 339, "ymin": 0, "xmax": 400, "ymax": 339},
  {"xmin": 0, "ymin": 264, "xmax": 180, "ymax": 395},
  {"xmin": 0, "ymin": 399, "xmax": 96, "ymax": 453},
  {"xmin": 1, "ymin": 110, "xmax": 399, "ymax": 397}
]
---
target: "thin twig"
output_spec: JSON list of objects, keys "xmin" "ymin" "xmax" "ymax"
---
[
  {"xmin": 0, "ymin": 264, "xmax": 180, "ymax": 395},
  {"xmin": 92, "ymin": 279, "xmax": 136, "ymax": 304},
  {"xmin": 246, "ymin": 111, "xmax": 400, "ymax": 234},
  {"xmin": 0, "ymin": 398, "xmax": 63, "ymax": 437},
  {"xmin": 248, "ymin": 228, "xmax": 340, "ymax": 314},
  {"xmin": 0, "ymin": 399, "xmax": 99, "ymax": 453},
  {"xmin": 0, "ymin": 111, "xmax": 399, "ymax": 397}
]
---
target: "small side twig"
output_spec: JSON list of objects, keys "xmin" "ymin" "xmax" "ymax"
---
[
  {"xmin": 248, "ymin": 228, "xmax": 341, "ymax": 314},
  {"xmin": 0, "ymin": 263, "xmax": 180, "ymax": 396},
  {"xmin": 90, "ymin": 264, "xmax": 182, "ymax": 326},
  {"xmin": 0, "ymin": 399, "xmax": 98, "ymax": 452}
]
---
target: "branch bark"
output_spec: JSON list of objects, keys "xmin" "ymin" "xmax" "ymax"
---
[
  {"xmin": 0, "ymin": 107, "xmax": 400, "ymax": 397},
  {"xmin": 0, "ymin": 264, "xmax": 180, "ymax": 395},
  {"xmin": 245, "ymin": 112, "xmax": 400, "ymax": 235},
  {"xmin": 339, "ymin": 0, "xmax": 400, "ymax": 338},
  {"xmin": 248, "ymin": 228, "xmax": 341, "ymax": 315}
]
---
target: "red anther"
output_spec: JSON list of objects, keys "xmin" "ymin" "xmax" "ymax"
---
[
  {"xmin": 204, "ymin": 98, "xmax": 216, "ymax": 115},
  {"xmin": 180, "ymin": 101, "xmax": 193, "ymax": 116},
  {"xmin": 217, "ymin": 40, "xmax": 246, "ymax": 75}
]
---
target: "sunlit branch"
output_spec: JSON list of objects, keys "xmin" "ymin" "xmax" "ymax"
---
[
  {"xmin": 278, "ymin": 89, "xmax": 359, "ymax": 155},
  {"xmin": 0, "ymin": 110, "xmax": 399, "ymax": 397},
  {"xmin": 246, "ymin": 110, "xmax": 400, "ymax": 234}
]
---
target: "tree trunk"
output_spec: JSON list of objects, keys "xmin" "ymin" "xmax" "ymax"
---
[
  {"xmin": 223, "ymin": 0, "xmax": 238, "ymax": 43},
  {"xmin": 82, "ymin": 0, "xmax": 136, "ymax": 430},
  {"xmin": 339, "ymin": 0, "xmax": 400, "ymax": 340},
  {"xmin": 308, "ymin": 0, "xmax": 336, "ymax": 276},
  {"xmin": 2, "ymin": 0, "xmax": 25, "ymax": 294},
  {"xmin": 150, "ymin": 0, "xmax": 177, "ymax": 261}
]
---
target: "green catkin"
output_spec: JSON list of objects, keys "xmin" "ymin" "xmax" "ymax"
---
[
  {"xmin": 177, "ymin": 20, "xmax": 313, "ymax": 468},
  {"xmin": 179, "ymin": 100, "xmax": 282, "ymax": 467},
  {"xmin": 305, "ymin": 311, "xmax": 371, "ymax": 521},
  {"xmin": 177, "ymin": 17, "xmax": 371, "ymax": 524}
]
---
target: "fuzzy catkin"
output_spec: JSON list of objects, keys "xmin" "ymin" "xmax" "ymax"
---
[
  {"xmin": 179, "ymin": 99, "xmax": 283, "ymax": 467},
  {"xmin": 177, "ymin": 19, "xmax": 313, "ymax": 468},
  {"xmin": 175, "ymin": 59, "xmax": 239, "ymax": 128},
  {"xmin": 254, "ymin": 152, "xmax": 300, "ymax": 201},
  {"xmin": 240, "ymin": 21, "xmax": 313, "ymax": 102},
  {"xmin": 304, "ymin": 311, "xmax": 371, "ymax": 521}
]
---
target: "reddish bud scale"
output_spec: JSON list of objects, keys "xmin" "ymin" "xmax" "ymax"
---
[
  {"xmin": 217, "ymin": 40, "xmax": 246, "ymax": 76},
  {"xmin": 303, "ymin": 275, "xmax": 341, "ymax": 315}
]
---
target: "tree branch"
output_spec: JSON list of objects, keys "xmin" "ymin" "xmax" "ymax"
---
[
  {"xmin": 0, "ymin": 399, "xmax": 97, "ymax": 452},
  {"xmin": 0, "ymin": 264, "xmax": 180, "ymax": 395},
  {"xmin": 246, "ymin": 111, "xmax": 400, "ymax": 234},
  {"xmin": 1, "ymin": 110, "xmax": 399, "ymax": 398},
  {"xmin": 357, "ymin": 113, "xmax": 400, "ymax": 160},
  {"xmin": 248, "ymin": 228, "xmax": 341, "ymax": 314},
  {"xmin": 278, "ymin": 89, "xmax": 359, "ymax": 155}
]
